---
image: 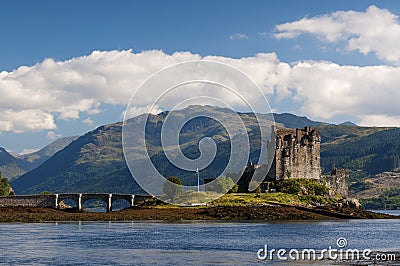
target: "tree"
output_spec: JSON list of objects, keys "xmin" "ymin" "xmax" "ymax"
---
[
  {"xmin": 0, "ymin": 171, "xmax": 14, "ymax": 196},
  {"xmin": 162, "ymin": 176, "xmax": 183, "ymax": 200},
  {"xmin": 275, "ymin": 178, "xmax": 329, "ymax": 196}
]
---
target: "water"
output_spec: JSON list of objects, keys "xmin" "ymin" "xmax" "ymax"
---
[
  {"xmin": 369, "ymin": 209, "xmax": 400, "ymax": 216},
  {"xmin": 0, "ymin": 220, "xmax": 399, "ymax": 265}
]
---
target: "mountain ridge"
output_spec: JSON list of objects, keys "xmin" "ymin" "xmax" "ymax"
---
[
  {"xmin": 9, "ymin": 106, "xmax": 400, "ymax": 199},
  {"xmin": 0, "ymin": 136, "xmax": 78, "ymax": 181}
]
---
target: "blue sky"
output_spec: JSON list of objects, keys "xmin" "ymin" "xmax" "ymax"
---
[
  {"xmin": 1, "ymin": 1, "xmax": 400, "ymax": 153},
  {"xmin": 2, "ymin": 0, "xmax": 396, "ymax": 69}
]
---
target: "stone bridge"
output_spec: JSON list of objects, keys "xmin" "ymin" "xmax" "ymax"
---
[{"xmin": 0, "ymin": 193, "xmax": 153, "ymax": 212}]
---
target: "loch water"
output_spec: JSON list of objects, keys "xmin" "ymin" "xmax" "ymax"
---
[{"xmin": 0, "ymin": 219, "xmax": 399, "ymax": 265}]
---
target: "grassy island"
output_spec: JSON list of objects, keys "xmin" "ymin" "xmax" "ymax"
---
[{"xmin": 0, "ymin": 192, "xmax": 395, "ymax": 223}]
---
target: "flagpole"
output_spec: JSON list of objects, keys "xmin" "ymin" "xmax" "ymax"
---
[{"xmin": 196, "ymin": 168, "xmax": 200, "ymax": 192}]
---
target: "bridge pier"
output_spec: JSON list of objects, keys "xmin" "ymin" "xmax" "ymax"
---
[
  {"xmin": 107, "ymin": 194, "xmax": 112, "ymax": 212},
  {"xmin": 54, "ymin": 194, "xmax": 59, "ymax": 208},
  {"xmin": 78, "ymin": 193, "xmax": 82, "ymax": 211},
  {"xmin": 131, "ymin": 195, "xmax": 135, "ymax": 207}
]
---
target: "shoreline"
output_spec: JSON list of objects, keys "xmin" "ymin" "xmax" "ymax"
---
[{"xmin": 0, "ymin": 205, "xmax": 396, "ymax": 223}]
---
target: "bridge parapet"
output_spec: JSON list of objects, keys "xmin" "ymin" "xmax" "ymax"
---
[{"xmin": 0, "ymin": 194, "xmax": 57, "ymax": 208}]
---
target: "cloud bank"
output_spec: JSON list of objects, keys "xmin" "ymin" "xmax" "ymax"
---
[
  {"xmin": 0, "ymin": 50, "xmax": 283, "ymax": 133},
  {"xmin": 1, "ymin": 49, "xmax": 400, "ymax": 132},
  {"xmin": 275, "ymin": 5, "xmax": 400, "ymax": 64}
]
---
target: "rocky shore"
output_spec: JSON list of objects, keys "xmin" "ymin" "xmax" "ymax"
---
[{"xmin": 0, "ymin": 204, "xmax": 395, "ymax": 223}]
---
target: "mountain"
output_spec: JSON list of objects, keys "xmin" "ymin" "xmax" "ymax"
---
[
  {"xmin": 339, "ymin": 121, "xmax": 357, "ymax": 126},
  {"xmin": 11, "ymin": 105, "xmax": 400, "ymax": 197},
  {"xmin": 18, "ymin": 136, "xmax": 78, "ymax": 169},
  {"xmin": 0, "ymin": 136, "xmax": 77, "ymax": 181},
  {"xmin": 273, "ymin": 113, "xmax": 327, "ymax": 128},
  {"xmin": 318, "ymin": 125, "xmax": 400, "ymax": 177},
  {"xmin": 0, "ymin": 148, "xmax": 29, "ymax": 181},
  {"xmin": 12, "ymin": 106, "xmax": 277, "ymax": 194},
  {"xmin": 11, "ymin": 123, "xmax": 134, "ymax": 194}
]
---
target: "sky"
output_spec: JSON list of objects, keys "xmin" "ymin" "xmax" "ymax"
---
[{"xmin": 1, "ymin": 0, "xmax": 400, "ymax": 153}]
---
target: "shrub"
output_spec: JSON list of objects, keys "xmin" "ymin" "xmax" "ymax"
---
[
  {"xmin": 274, "ymin": 178, "xmax": 330, "ymax": 196},
  {"xmin": 0, "ymin": 175, "xmax": 14, "ymax": 196}
]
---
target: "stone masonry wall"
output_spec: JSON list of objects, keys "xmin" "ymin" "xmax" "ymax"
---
[
  {"xmin": 323, "ymin": 169, "xmax": 349, "ymax": 197},
  {"xmin": 0, "ymin": 195, "xmax": 57, "ymax": 208},
  {"xmin": 273, "ymin": 127, "xmax": 321, "ymax": 180}
]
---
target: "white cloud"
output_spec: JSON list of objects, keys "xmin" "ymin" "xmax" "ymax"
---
[
  {"xmin": 274, "ymin": 5, "xmax": 400, "ymax": 64},
  {"xmin": 1, "ymin": 48, "xmax": 400, "ymax": 131},
  {"xmin": 229, "ymin": 33, "xmax": 248, "ymax": 40},
  {"xmin": 0, "ymin": 109, "xmax": 56, "ymax": 133},
  {"xmin": 46, "ymin": 131, "xmax": 62, "ymax": 141},
  {"xmin": 0, "ymin": 50, "xmax": 279, "ymax": 133},
  {"xmin": 272, "ymin": 61, "xmax": 400, "ymax": 122},
  {"xmin": 358, "ymin": 115, "xmax": 400, "ymax": 127},
  {"xmin": 122, "ymin": 105, "xmax": 163, "ymax": 118},
  {"xmin": 82, "ymin": 117, "xmax": 94, "ymax": 126}
]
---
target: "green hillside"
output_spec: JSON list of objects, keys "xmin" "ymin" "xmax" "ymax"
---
[
  {"xmin": 10, "ymin": 106, "xmax": 400, "ymax": 198},
  {"xmin": 11, "ymin": 123, "xmax": 130, "ymax": 194},
  {"xmin": 319, "ymin": 125, "xmax": 400, "ymax": 179},
  {"xmin": 11, "ymin": 106, "xmax": 275, "ymax": 194}
]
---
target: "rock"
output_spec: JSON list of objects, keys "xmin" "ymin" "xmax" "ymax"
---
[{"xmin": 341, "ymin": 198, "xmax": 362, "ymax": 209}]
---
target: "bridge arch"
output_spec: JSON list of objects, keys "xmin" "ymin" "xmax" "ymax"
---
[
  {"xmin": 81, "ymin": 194, "xmax": 112, "ymax": 212},
  {"xmin": 57, "ymin": 193, "xmax": 82, "ymax": 210},
  {"xmin": 57, "ymin": 193, "xmax": 136, "ymax": 212},
  {"xmin": 111, "ymin": 194, "xmax": 135, "ymax": 211}
]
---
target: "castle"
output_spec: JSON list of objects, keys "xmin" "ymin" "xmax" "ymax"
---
[{"xmin": 241, "ymin": 126, "xmax": 349, "ymax": 197}]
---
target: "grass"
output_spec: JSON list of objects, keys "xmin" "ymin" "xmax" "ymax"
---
[
  {"xmin": 210, "ymin": 193, "xmax": 341, "ymax": 207},
  {"xmin": 211, "ymin": 193, "xmax": 298, "ymax": 206},
  {"xmin": 139, "ymin": 191, "xmax": 342, "ymax": 208}
]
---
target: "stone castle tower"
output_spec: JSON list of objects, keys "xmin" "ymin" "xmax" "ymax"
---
[
  {"xmin": 267, "ymin": 126, "xmax": 321, "ymax": 180},
  {"xmin": 239, "ymin": 126, "xmax": 348, "ymax": 196}
]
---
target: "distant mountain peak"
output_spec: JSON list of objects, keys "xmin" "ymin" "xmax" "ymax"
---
[
  {"xmin": 0, "ymin": 147, "xmax": 19, "ymax": 161},
  {"xmin": 272, "ymin": 113, "xmax": 327, "ymax": 129},
  {"xmin": 339, "ymin": 121, "xmax": 358, "ymax": 126}
]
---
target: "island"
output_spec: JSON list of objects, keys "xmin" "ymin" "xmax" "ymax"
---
[{"xmin": 0, "ymin": 127, "xmax": 397, "ymax": 222}]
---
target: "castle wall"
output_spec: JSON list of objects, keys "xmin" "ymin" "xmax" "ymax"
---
[
  {"xmin": 261, "ymin": 126, "xmax": 348, "ymax": 197},
  {"xmin": 322, "ymin": 169, "xmax": 349, "ymax": 197},
  {"xmin": 273, "ymin": 127, "xmax": 321, "ymax": 180}
]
